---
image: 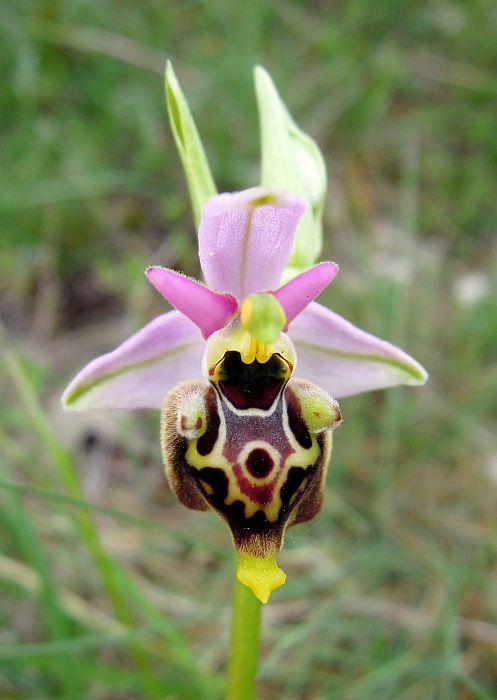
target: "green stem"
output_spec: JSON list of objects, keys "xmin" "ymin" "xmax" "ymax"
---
[{"xmin": 226, "ymin": 570, "xmax": 262, "ymax": 700}]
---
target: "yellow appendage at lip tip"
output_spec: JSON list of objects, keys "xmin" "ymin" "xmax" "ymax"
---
[{"xmin": 236, "ymin": 553, "xmax": 286, "ymax": 603}]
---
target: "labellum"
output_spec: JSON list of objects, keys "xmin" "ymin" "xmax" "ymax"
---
[{"xmin": 161, "ymin": 299, "xmax": 342, "ymax": 603}]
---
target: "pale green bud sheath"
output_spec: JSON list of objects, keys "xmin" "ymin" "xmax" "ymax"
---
[{"xmin": 255, "ymin": 66, "xmax": 327, "ymax": 281}]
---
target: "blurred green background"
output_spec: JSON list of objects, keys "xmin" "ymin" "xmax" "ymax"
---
[{"xmin": 1, "ymin": 1, "xmax": 497, "ymax": 698}]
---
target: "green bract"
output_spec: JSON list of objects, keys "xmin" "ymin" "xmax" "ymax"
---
[{"xmin": 165, "ymin": 62, "xmax": 217, "ymax": 225}]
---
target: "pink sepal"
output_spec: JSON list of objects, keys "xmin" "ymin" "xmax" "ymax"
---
[
  {"xmin": 198, "ymin": 188, "xmax": 306, "ymax": 299},
  {"xmin": 62, "ymin": 311, "xmax": 205, "ymax": 410},
  {"xmin": 289, "ymin": 302, "xmax": 428, "ymax": 398}
]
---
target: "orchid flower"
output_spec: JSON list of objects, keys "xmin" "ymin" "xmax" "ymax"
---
[
  {"xmin": 62, "ymin": 186, "xmax": 427, "ymax": 603},
  {"xmin": 63, "ymin": 64, "xmax": 427, "ymax": 604}
]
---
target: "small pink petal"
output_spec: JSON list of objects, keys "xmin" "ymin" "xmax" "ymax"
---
[
  {"xmin": 289, "ymin": 302, "xmax": 428, "ymax": 398},
  {"xmin": 272, "ymin": 262, "xmax": 338, "ymax": 326},
  {"xmin": 62, "ymin": 312, "xmax": 205, "ymax": 410},
  {"xmin": 198, "ymin": 187, "xmax": 306, "ymax": 299},
  {"xmin": 146, "ymin": 267, "xmax": 238, "ymax": 338}
]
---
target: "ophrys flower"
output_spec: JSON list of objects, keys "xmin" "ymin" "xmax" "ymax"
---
[{"xmin": 63, "ymin": 187, "xmax": 426, "ymax": 602}]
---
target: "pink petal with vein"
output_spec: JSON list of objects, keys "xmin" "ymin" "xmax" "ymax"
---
[
  {"xmin": 146, "ymin": 267, "xmax": 238, "ymax": 338},
  {"xmin": 62, "ymin": 311, "xmax": 205, "ymax": 410},
  {"xmin": 272, "ymin": 262, "xmax": 338, "ymax": 326},
  {"xmin": 289, "ymin": 302, "xmax": 428, "ymax": 398},
  {"xmin": 198, "ymin": 187, "xmax": 306, "ymax": 299}
]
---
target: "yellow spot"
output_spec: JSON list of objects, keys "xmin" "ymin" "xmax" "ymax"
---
[
  {"xmin": 258, "ymin": 342, "xmax": 269, "ymax": 361},
  {"xmin": 240, "ymin": 295, "xmax": 255, "ymax": 329},
  {"xmin": 236, "ymin": 553, "xmax": 286, "ymax": 603},
  {"xmin": 199, "ymin": 479, "xmax": 214, "ymax": 496},
  {"xmin": 251, "ymin": 193, "xmax": 278, "ymax": 207},
  {"xmin": 241, "ymin": 332, "xmax": 258, "ymax": 364}
]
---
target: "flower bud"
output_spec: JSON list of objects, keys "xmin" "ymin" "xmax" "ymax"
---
[{"xmin": 255, "ymin": 66, "xmax": 327, "ymax": 280}]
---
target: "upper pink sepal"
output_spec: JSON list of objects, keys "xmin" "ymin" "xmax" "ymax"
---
[
  {"xmin": 272, "ymin": 262, "xmax": 338, "ymax": 326},
  {"xmin": 62, "ymin": 311, "xmax": 205, "ymax": 410},
  {"xmin": 198, "ymin": 187, "xmax": 306, "ymax": 300},
  {"xmin": 146, "ymin": 267, "xmax": 238, "ymax": 338}
]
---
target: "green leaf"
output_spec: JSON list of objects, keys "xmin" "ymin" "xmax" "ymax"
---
[
  {"xmin": 255, "ymin": 66, "xmax": 327, "ymax": 280},
  {"xmin": 165, "ymin": 62, "xmax": 217, "ymax": 225}
]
